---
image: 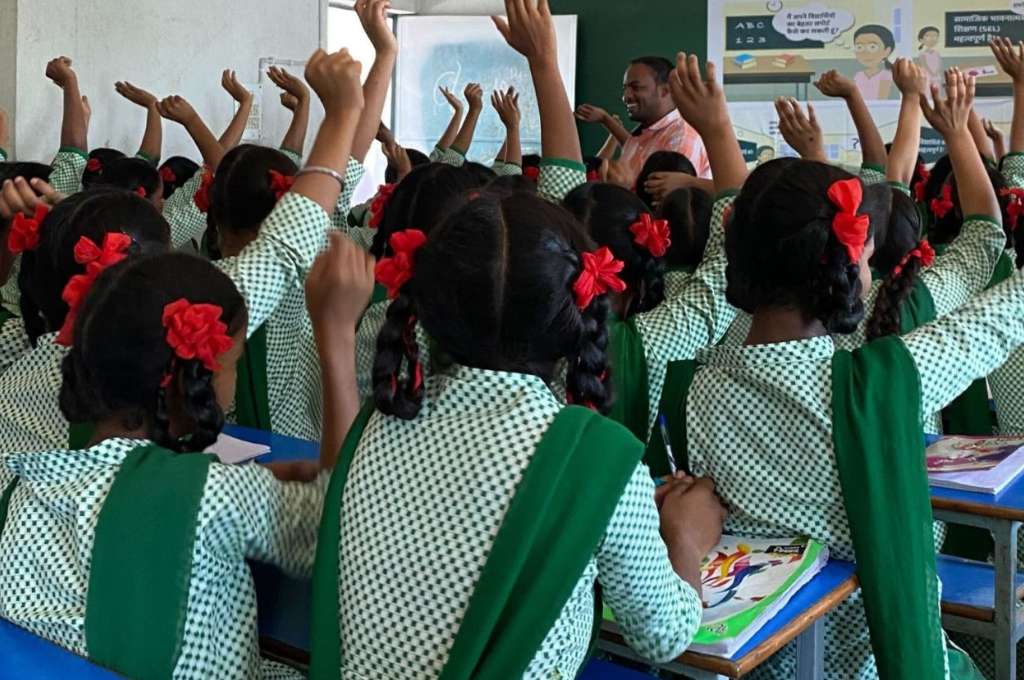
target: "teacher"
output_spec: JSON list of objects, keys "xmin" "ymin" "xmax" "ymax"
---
[{"xmin": 577, "ymin": 56, "xmax": 711, "ymax": 184}]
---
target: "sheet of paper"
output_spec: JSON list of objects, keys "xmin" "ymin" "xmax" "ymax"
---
[{"xmin": 204, "ymin": 433, "xmax": 270, "ymax": 465}]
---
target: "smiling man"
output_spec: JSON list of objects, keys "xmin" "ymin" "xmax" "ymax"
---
[{"xmin": 577, "ymin": 56, "xmax": 711, "ymax": 184}]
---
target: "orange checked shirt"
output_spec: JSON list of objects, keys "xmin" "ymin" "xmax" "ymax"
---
[{"xmin": 619, "ymin": 109, "xmax": 711, "ymax": 184}]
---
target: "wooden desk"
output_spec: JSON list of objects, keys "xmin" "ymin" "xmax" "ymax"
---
[{"xmin": 723, "ymin": 55, "xmax": 815, "ymax": 98}]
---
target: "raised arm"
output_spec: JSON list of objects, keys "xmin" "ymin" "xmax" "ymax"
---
[
  {"xmin": 452, "ymin": 83, "xmax": 484, "ymax": 157},
  {"xmin": 494, "ymin": 0, "xmax": 582, "ymax": 163},
  {"xmin": 991, "ymin": 37, "xmax": 1024, "ymax": 155},
  {"xmin": 968, "ymin": 107, "xmax": 996, "ymax": 163},
  {"xmin": 815, "ymin": 69, "xmax": 886, "ymax": 169},
  {"xmin": 775, "ymin": 97, "xmax": 825, "ymax": 162},
  {"xmin": 157, "ymin": 95, "xmax": 226, "ymax": 170},
  {"xmin": 492, "ymin": 87, "xmax": 523, "ymax": 167},
  {"xmin": 597, "ymin": 128, "xmax": 622, "ymax": 160},
  {"xmin": 268, "ymin": 66, "xmax": 311, "ymax": 157},
  {"xmin": 984, "ymin": 118, "xmax": 1008, "ymax": 162},
  {"xmin": 46, "ymin": 57, "xmax": 87, "ymax": 152},
  {"xmin": 115, "ymin": 81, "xmax": 162, "ymax": 164},
  {"xmin": 436, "ymin": 87, "xmax": 464, "ymax": 152},
  {"xmin": 218, "ymin": 70, "xmax": 253, "ymax": 151},
  {"xmin": 669, "ymin": 54, "xmax": 746, "ymax": 193},
  {"xmin": 921, "ymin": 70, "xmax": 999, "ymax": 221},
  {"xmin": 352, "ymin": 0, "xmax": 397, "ymax": 163},
  {"xmin": 887, "ymin": 59, "xmax": 929, "ymax": 185},
  {"xmin": 576, "ymin": 103, "xmax": 631, "ymax": 146}
]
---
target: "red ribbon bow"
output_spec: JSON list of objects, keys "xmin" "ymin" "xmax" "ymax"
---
[
  {"xmin": 193, "ymin": 168, "xmax": 215, "ymax": 213},
  {"xmin": 86, "ymin": 158, "xmax": 102, "ymax": 173},
  {"xmin": 826, "ymin": 178, "xmax": 870, "ymax": 264},
  {"xmin": 573, "ymin": 246, "xmax": 627, "ymax": 310},
  {"xmin": 7, "ymin": 204, "xmax": 50, "ymax": 254},
  {"xmin": 374, "ymin": 229, "xmax": 428, "ymax": 299},
  {"xmin": 159, "ymin": 166, "xmax": 177, "ymax": 185},
  {"xmin": 161, "ymin": 299, "xmax": 234, "ymax": 377},
  {"xmin": 368, "ymin": 183, "xmax": 397, "ymax": 229},
  {"xmin": 1000, "ymin": 187, "xmax": 1024, "ymax": 231},
  {"xmin": 586, "ymin": 169, "xmax": 600, "ymax": 182},
  {"xmin": 268, "ymin": 170, "xmax": 295, "ymax": 202},
  {"xmin": 135, "ymin": 186, "xmax": 147, "ymax": 198},
  {"xmin": 629, "ymin": 213, "xmax": 672, "ymax": 258},
  {"xmin": 55, "ymin": 233, "xmax": 133, "ymax": 346},
  {"xmin": 930, "ymin": 183, "xmax": 955, "ymax": 220},
  {"xmin": 524, "ymin": 166, "xmax": 540, "ymax": 182},
  {"xmin": 913, "ymin": 163, "xmax": 930, "ymax": 203},
  {"xmin": 892, "ymin": 239, "xmax": 936, "ymax": 278}
]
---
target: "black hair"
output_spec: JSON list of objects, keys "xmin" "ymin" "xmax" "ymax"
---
[
  {"xmin": 727, "ymin": 160, "xmax": 890, "ymax": 333},
  {"xmin": 384, "ymin": 148, "xmax": 429, "ymax": 185},
  {"xmin": 485, "ymin": 173, "xmax": 538, "ymax": 197},
  {"xmin": 630, "ymin": 56, "xmax": 674, "ymax": 84},
  {"xmin": 867, "ymin": 189, "xmax": 924, "ymax": 340},
  {"xmin": 97, "ymin": 157, "xmax": 162, "ymax": 202},
  {"xmin": 635, "ymin": 150, "xmax": 697, "ymax": 209},
  {"xmin": 207, "ymin": 144, "xmax": 297, "ymax": 257},
  {"xmin": 373, "ymin": 193, "xmax": 612, "ymax": 419},
  {"xmin": 59, "ymin": 252, "xmax": 245, "ymax": 453},
  {"xmin": 83, "ymin": 148, "xmax": 127, "ymax": 188},
  {"xmin": 522, "ymin": 154, "xmax": 541, "ymax": 171},
  {"xmin": 371, "ymin": 162, "xmax": 487, "ymax": 258},
  {"xmin": 159, "ymin": 156, "xmax": 201, "ymax": 200},
  {"xmin": 657, "ymin": 187, "xmax": 712, "ymax": 269},
  {"xmin": 922, "ymin": 154, "xmax": 1014, "ymax": 251},
  {"xmin": 17, "ymin": 188, "xmax": 170, "ymax": 346},
  {"xmin": 855, "ymin": 25, "xmax": 896, "ymax": 70},
  {"xmin": 464, "ymin": 161, "xmax": 498, "ymax": 185},
  {"xmin": 565, "ymin": 182, "xmax": 665, "ymax": 316},
  {"xmin": 918, "ymin": 26, "xmax": 940, "ymax": 49}
]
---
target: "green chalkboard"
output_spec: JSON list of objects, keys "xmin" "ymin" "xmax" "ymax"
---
[
  {"xmin": 551, "ymin": 0, "xmax": 708, "ymax": 155},
  {"xmin": 726, "ymin": 14, "xmax": 824, "ymax": 51}
]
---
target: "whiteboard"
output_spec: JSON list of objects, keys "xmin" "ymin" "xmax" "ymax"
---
[{"xmin": 394, "ymin": 15, "xmax": 578, "ymax": 163}]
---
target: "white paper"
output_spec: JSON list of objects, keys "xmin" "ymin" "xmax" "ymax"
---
[{"xmin": 204, "ymin": 433, "xmax": 270, "ymax": 465}]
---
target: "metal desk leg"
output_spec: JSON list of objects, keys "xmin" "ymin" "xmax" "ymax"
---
[
  {"xmin": 794, "ymin": 615, "xmax": 824, "ymax": 680},
  {"xmin": 994, "ymin": 519, "xmax": 1019, "ymax": 680}
]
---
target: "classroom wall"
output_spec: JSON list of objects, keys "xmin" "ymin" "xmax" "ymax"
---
[
  {"xmin": 0, "ymin": 0, "xmax": 17, "ymax": 156},
  {"xmin": 10, "ymin": 0, "xmax": 324, "ymax": 163}
]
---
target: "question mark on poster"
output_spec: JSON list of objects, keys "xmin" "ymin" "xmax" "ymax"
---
[{"xmin": 772, "ymin": 2, "xmax": 855, "ymax": 44}]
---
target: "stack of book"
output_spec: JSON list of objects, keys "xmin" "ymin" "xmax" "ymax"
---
[
  {"xmin": 733, "ymin": 54, "xmax": 757, "ymax": 70},
  {"xmin": 773, "ymin": 53, "xmax": 797, "ymax": 68}
]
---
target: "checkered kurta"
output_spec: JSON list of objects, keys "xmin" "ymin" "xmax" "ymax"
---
[
  {"xmin": 353, "ymin": 159, "xmax": 589, "ymax": 400},
  {"xmin": 162, "ymin": 169, "xmax": 208, "ymax": 248},
  {"xmin": 278, "ymin": 150, "xmax": 364, "ymax": 232},
  {"xmin": 990, "ymin": 155, "xmax": 1024, "ymax": 436},
  {"xmin": 0, "ymin": 317, "xmax": 30, "ymax": 376},
  {"xmin": 492, "ymin": 160, "xmax": 523, "ymax": 177},
  {"xmin": 687, "ymin": 268, "xmax": 1024, "ymax": 680},
  {"xmin": 0, "ymin": 437, "xmax": 325, "ymax": 679},
  {"xmin": 432, "ymin": 146, "xmax": 466, "ymax": 167},
  {"xmin": 0, "ymin": 331, "xmax": 69, "ymax": 452},
  {"xmin": 858, "ymin": 164, "xmax": 887, "ymax": 186},
  {"xmin": 337, "ymin": 365, "xmax": 702, "ymax": 678}
]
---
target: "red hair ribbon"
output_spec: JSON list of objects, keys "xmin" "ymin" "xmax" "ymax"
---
[
  {"xmin": 586, "ymin": 169, "xmax": 600, "ymax": 182},
  {"xmin": 524, "ymin": 166, "xmax": 540, "ymax": 182},
  {"xmin": 268, "ymin": 170, "xmax": 295, "ymax": 202},
  {"xmin": 159, "ymin": 166, "xmax": 177, "ymax": 185},
  {"xmin": 7, "ymin": 204, "xmax": 50, "ymax": 254},
  {"xmin": 374, "ymin": 229, "xmax": 427, "ymax": 299},
  {"xmin": 55, "ymin": 232, "xmax": 133, "ymax": 346},
  {"xmin": 368, "ymin": 183, "xmax": 397, "ymax": 229},
  {"xmin": 161, "ymin": 298, "xmax": 233, "ymax": 381},
  {"xmin": 86, "ymin": 158, "xmax": 102, "ymax": 173},
  {"xmin": 135, "ymin": 186, "xmax": 147, "ymax": 198},
  {"xmin": 892, "ymin": 239, "xmax": 935, "ymax": 278},
  {"xmin": 930, "ymin": 183, "xmax": 954, "ymax": 220},
  {"xmin": 826, "ymin": 178, "xmax": 871, "ymax": 264},
  {"xmin": 193, "ymin": 168, "xmax": 215, "ymax": 213},
  {"xmin": 573, "ymin": 246, "xmax": 627, "ymax": 310},
  {"xmin": 1000, "ymin": 187, "xmax": 1024, "ymax": 231},
  {"xmin": 630, "ymin": 213, "xmax": 672, "ymax": 258},
  {"xmin": 913, "ymin": 163, "xmax": 930, "ymax": 203}
]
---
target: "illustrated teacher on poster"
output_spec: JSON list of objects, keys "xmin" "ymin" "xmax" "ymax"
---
[{"xmin": 576, "ymin": 56, "xmax": 711, "ymax": 183}]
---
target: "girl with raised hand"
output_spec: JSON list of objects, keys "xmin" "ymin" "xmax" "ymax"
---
[
  {"xmin": 491, "ymin": 86, "xmax": 524, "ymax": 175},
  {"xmin": 433, "ymin": 83, "xmax": 484, "ymax": 167},
  {"xmin": 114, "ymin": 80, "xmax": 163, "ymax": 166},
  {"xmin": 685, "ymin": 68, "xmax": 1000, "ymax": 679},
  {"xmin": 0, "ymin": 237, "xmax": 371, "ymax": 679},
  {"xmin": 45, "ymin": 57, "xmax": 90, "ymax": 195},
  {"xmin": 431, "ymin": 86, "xmax": 465, "ymax": 161},
  {"xmin": 814, "ymin": 69, "xmax": 888, "ymax": 183},
  {"xmin": 268, "ymin": 65, "xmax": 312, "ymax": 165}
]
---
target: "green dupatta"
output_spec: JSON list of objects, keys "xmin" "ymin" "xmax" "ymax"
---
[
  {"xmin": 234, "ymin": 324, "xmax": 272, "ymax": 431},
  {"xmin": 309, "ymin": 403, "xmax": 643, "ymax": 680},
  {"xmin": 606, "ymin": 316, "xmax": 650, "ymax": 442},
  {"xmin": 85, "ymin": 445, "xmax": 213, "ymax": 678}
]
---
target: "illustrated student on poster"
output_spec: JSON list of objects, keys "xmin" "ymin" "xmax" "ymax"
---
[{"xmin": 853, "ymin": 24, "xmax": 896, "ymax": 100}]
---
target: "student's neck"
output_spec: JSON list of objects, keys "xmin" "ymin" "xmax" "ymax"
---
[
  {"xmin": 89, "ymin": 419, "xmax": 150, "ymax": 447},
  {"xmin": 744, "ymin": 307, "xmax": 828, "ymax": 346}
]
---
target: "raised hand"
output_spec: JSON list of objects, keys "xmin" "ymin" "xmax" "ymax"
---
[
  {"xmin": 156, "ymin": 95, "xmax": 199, "ymax": 126},
  {"xmin": 775, "ymin": 97, "xmax": 825, "ymax": 161},
  {"xmin": 984, "ymin": 118, "xmax": 1007, "ymax": 160},
  {"xmin": 892, "ymin": 58, "xmax": 930, "ymax": 97},
  {"xmin": 306, "ymin": 232, "xmax": 376, "ymax": 334},
  {"xmin": 669, "ymin": 53, "xmax": 729, "ymax": 134},
  {"xmin": 0, "ymin": 177, "xmax": 64, "ymax": 220},
  {"xmin": 221, "ymin": 69, "xmax": 252, "ymax": 104},
  {"xmin": 575, "ymin": 103, "xmax": 610, "ymax": 125},
  {"xmin": 382, "ymin": 141, "xmax": 413, "ymax": 181},
  {"xmin": 45, "ymin": 57, "xmax": 77, "ymax": 89},
  {"xmin": 492, "ymin": 0, "xmax": 557, "ymax": 67},
  {"xmin": 920, "ymin": 68, "xmax": 976, "ymax": 137},
  {"xmin": 305, "ymin": 48, "xmax": 365, "ymax": 117},
  {"xmin": 115, "ymin": 81, "xmax": 158, "ymax": 108},
  {"xmin": 354, "ymin": 0, "xmax": 397, "ymax": 53},
  {"xmin": 814, "ymin": 69, "xmax": 857, "ymax": 99},
  {"xmin": 268, "ymin": 66, "xmax": 310, "ymax": 111},
  {"xmin": 464, "ymin": 83, "xmax": 484, "ymax": 111},
  {"xmin": 491, "ymin": 87, "xmax": 521, "ymax": 128},
  {"xmin": 440, "ymin": 86, "xmax": 464, "ymax": 113},
  {"xmin": 991, "ymin": 36, "xmax": 1024, "ymax": 84}
]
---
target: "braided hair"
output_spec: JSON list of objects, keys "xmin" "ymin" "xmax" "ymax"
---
[
  {"xmin": 657, "ymin": 186, "xmax": 712, "ymax": 270},
  {"xmin": 727, "ymin": 160, "xmax": 889, "ymax": 333},
  {"xmin": 867, "ymin": 189, "xmax": 925, "ymax": 339},
  {"xmin": 564, "ymin": 182, "xmax": 665, "ymax": 316},
  {"xmin": 372, "ymin": 193, "xmax": 613, "ymax": 419},
  {"xmin": 17, "ymin": 188, "xmax": 170, "ymax": 345},
  {"xmin": 59, "ymin": 252, "xmax": 245, "ymax": 452}
]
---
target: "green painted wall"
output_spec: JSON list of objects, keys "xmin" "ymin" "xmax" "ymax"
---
[{"xmin": 552, "ymin": 0, "xmax": 709, "ymax": 155}]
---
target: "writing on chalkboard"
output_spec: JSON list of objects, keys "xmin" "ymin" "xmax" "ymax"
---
[
  {"xmin": 946, "ymin": 11, "xmax": 1024, "ymax": 47},
  {"xmin": 726, "ymin": 15, "xmax": 825, "ymax": 51}
]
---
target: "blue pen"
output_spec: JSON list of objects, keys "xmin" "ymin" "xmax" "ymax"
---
[{"xmin": 653, "ymin": 414, "xmax": 679, "ymax": 487}]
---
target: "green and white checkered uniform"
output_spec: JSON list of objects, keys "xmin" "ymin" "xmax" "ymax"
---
[
  {"xmin": 0, "ymin": 437, "xmax": 325, "ymax": 679},
  {"xmin": 428, "ymin": 145, "xmax": 446, "ymax": 163},
  {"xmin": 0, "ymin": 317, "xmax": 30, "ymax": 375},
  {"xmin": 664, "ymin": 270, "xmax": 693, "ymax": 299},
  {"xmin": 688, "ymin": 263, "xmax": 1024, "ymax": 680},
  {"xmin": 162, "ymin": 169, "xmax": 208, "ymax": 248},
  {"xmin": 337, "ymin": 365, "xmax": 702, "ymax": 678},
  {"xmin": 492, "ymin": 159, "xmax": 523, "ymax": 177},
  {"xmin": 433, "ymin": 145, "xmax": 466, "ymax": 167},
  {"xmin": 0, "ymin": 331, "xmax": 68, "ymax": 452},
  {"xmin": 991, "ymin": 154, "xmax": 1024, "ymax": 436},
  {"xmin": 858, "ymin": 163, "xmax": 887, "ymax": 186}
]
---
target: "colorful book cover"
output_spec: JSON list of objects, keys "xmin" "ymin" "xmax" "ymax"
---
[
  {"xmin": 927, "ymin": 436, "xmax": 1024, "ymax": 495},
  {"xmin": 773, "ymin": 53, "xmax": 796, "ymax": 68}
]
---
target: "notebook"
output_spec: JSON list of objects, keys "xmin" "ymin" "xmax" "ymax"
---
[
  {"xmin": 733, "ymin": 54, "xmax": 757, "ymax": 70},
  {"xmin": 204, "ymin": 433, "xmax": 271, "ymax": 465},
  {"xmin": 926, "ymin": 436, "xmax": 1024, "ymax": 495}
]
